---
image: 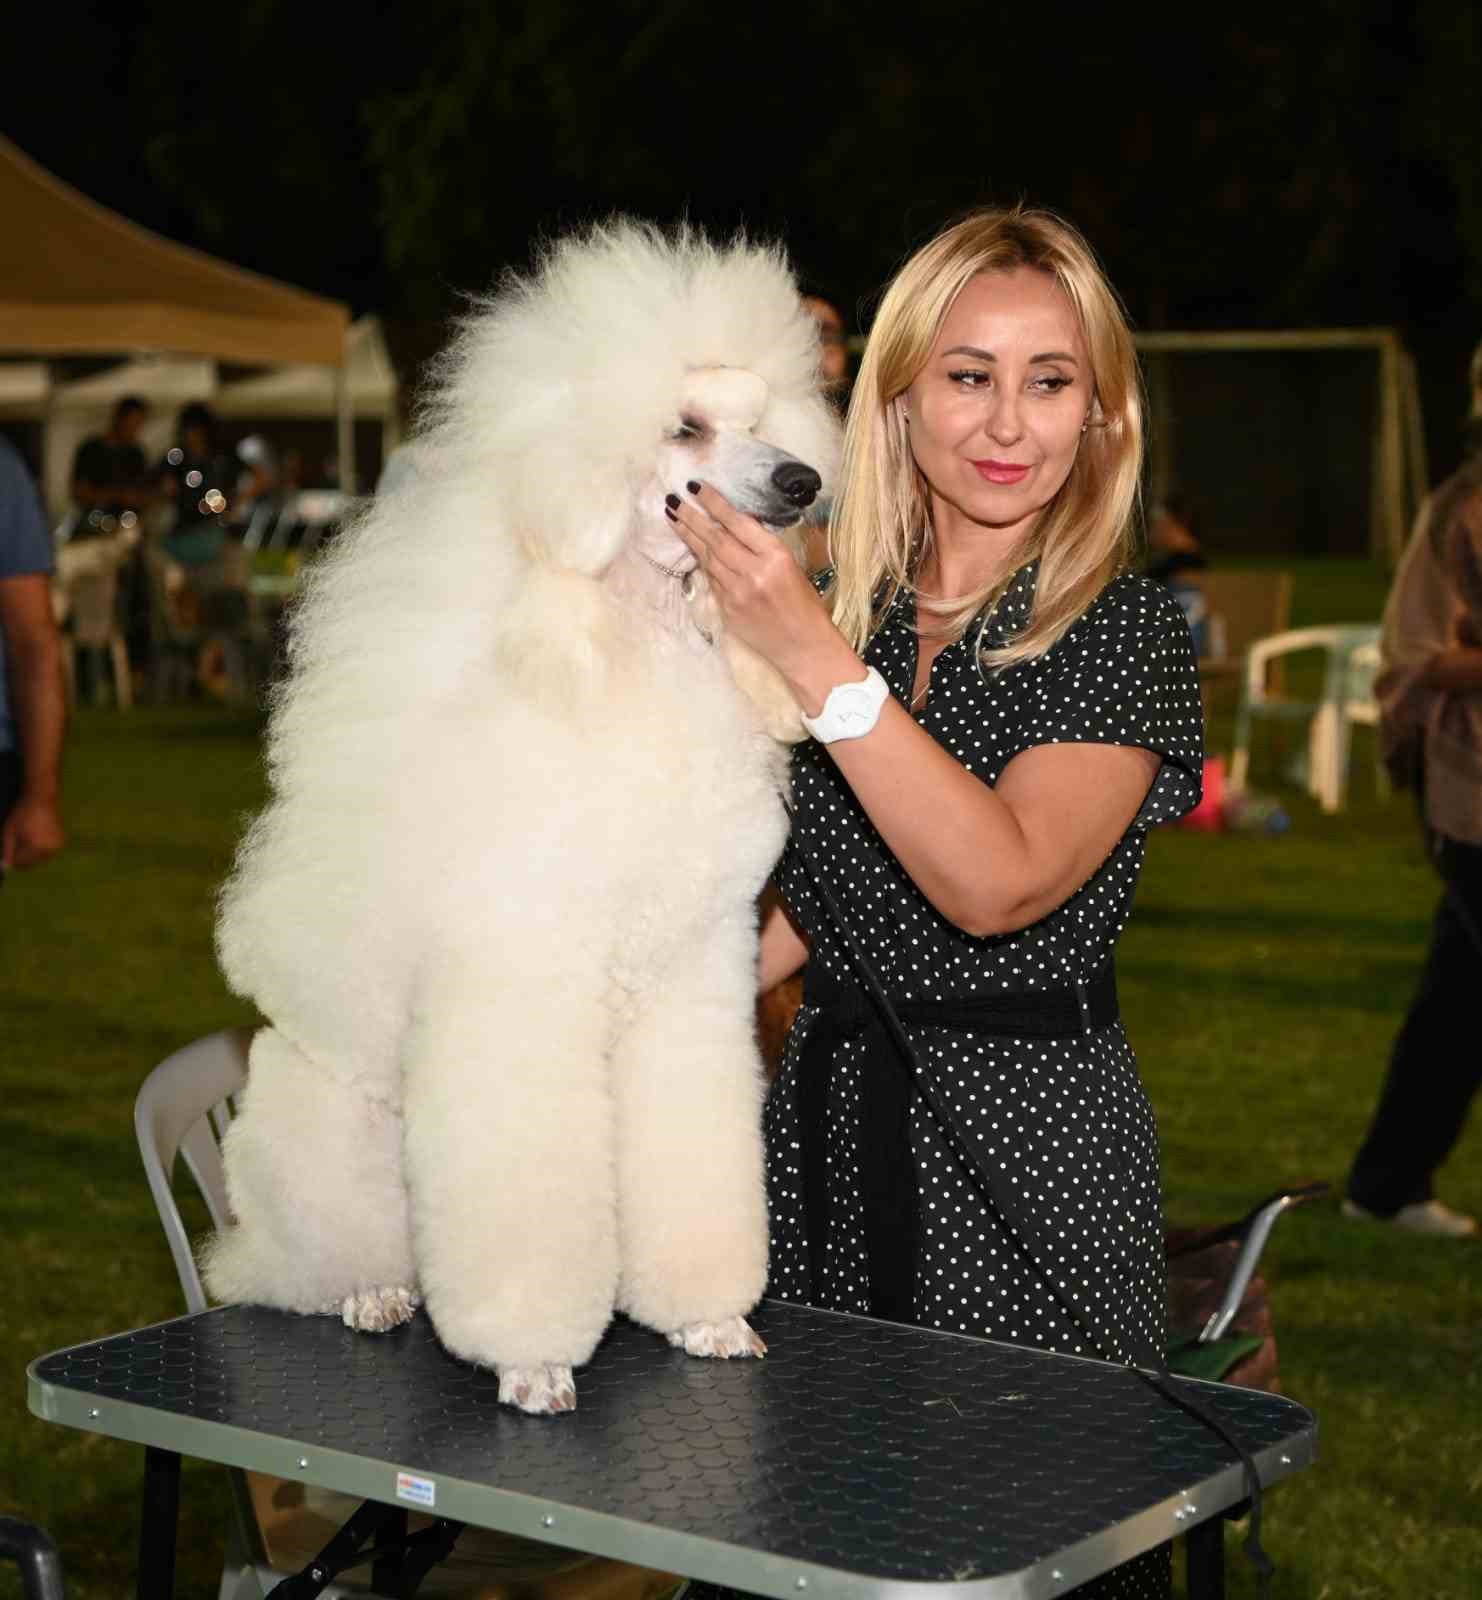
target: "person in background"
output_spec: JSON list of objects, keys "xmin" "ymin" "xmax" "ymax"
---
[
  {"xmin": 69, "ymin": 395, "xmax": 155, "ymax": 684},
  {"xmin": 1344, "ymin": 340, "xmax": 1482, "ymax": 1238},
  {"xmin": 68, "ymin": 394, "xmax": 151, "ymax": 542},
  {"xmin": 802, "ymin": 292, "xmax": 851, "ymax": 407},
  {"xmin": 1145, "ymin": 492, "xmax": 1211, "ymax": 657},
  {"xmin": 800, "ymin": 292, "xmax": 851, "ymax": 571},
  {"xmin": 0, "ymin": 435, "xmax": 65, "ymax": 877},
  {"xmin": 158, "ymin": 402, "xmax": 235, "ymax": 562},
  {"xmin": 227, "ymin": 433, "xmax": 281, "ymax": 547}
]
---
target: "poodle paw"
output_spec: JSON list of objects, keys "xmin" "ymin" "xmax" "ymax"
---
[
  {"xmin": 498, "ymin": 1364, "xmax": 577, "ymax": 1415},
  {"xmin": 665, "ymin": 1314, "xmax": 767, "ymax": 1359},
  {"xmin": 339, "ymin": 1286, "xmax": 421, "ymax": 1333}
]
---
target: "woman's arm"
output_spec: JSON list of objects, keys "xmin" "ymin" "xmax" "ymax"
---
[
  {"xmin": 0, "ymin": 574, "xmax": 67, "ymax": 871},
  {"xmin": 673, "ymin": 487, "xmax": 1161, "ymax": 938},
  {"xmin": 823, "ymin": 707, "xmax": 1158, "ymax": 935},
  {"xmin": 758, "ymin": 884, "xmax": 810, "ymax": 992}
]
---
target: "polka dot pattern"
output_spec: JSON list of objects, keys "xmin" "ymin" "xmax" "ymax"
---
[{"xmin": 762, "ymin": 563, "xmax": 1203, "ymax": 1600}]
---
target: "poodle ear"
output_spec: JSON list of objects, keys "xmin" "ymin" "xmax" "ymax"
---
[
  {"xmin": 492, "ymin": 566, "xmax": 627, "ymax": 719},
  {"xmin": 721, "ymin": 636, "xmax": 808, "ymax": 743},
  {"xmin": 520, "ymin": 472, "xmax": 635, "ymax": 576},
  {"xmin": 688, "ymin": 554, "xmax": 809, "ymax": 745}
]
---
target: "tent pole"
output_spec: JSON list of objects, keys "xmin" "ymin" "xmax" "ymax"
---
[{"xmin": 335, "ymin": 355, "xmax": 356, "ymax": 495}]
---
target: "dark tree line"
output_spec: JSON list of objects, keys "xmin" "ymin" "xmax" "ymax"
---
[{"xmin": 6, "ymin": 2, "xmax": 1481, "ymax": 455}]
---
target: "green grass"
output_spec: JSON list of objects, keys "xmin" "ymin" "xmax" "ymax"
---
[{"xmin": 5, "ymin": 559, "xmax": 1479, "ymax": 1597}]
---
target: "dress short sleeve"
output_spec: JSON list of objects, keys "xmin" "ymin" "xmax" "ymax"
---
[{"xmin": 1013, "ymin": 573, "xmax": 1205, "ymax": 830}]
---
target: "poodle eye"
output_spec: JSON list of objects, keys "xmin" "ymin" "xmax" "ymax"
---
[{"xmin": 670, "ymin": 417, "xmax": 706, "ymax": 441}]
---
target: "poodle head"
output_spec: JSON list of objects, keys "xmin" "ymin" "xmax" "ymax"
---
[{"xmin": 417, "ymin": 221, "xmax": 842, "ymax": 576}]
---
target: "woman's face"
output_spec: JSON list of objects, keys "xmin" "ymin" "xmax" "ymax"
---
[{"xmin": 902, "ymin": 266, "xmax": 1090, "ymax": 545}]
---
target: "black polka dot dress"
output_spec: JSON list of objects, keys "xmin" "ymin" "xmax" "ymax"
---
[{"xmin": 763, "ymin": 562, "xmax": 1204, "ymax": 1600}]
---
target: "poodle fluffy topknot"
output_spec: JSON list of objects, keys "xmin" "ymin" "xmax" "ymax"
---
[{"xmin": 202, "ymin": 220, "xmax": 842, "ymax": 1413}]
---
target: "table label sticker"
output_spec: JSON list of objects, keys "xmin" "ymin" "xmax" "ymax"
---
[{"xmin": 396, "ymin": 1471, "xmax": 436, "ymax": 1508}]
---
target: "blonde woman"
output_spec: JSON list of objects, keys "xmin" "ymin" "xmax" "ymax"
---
[{"xmin": 669, "ymin": 208, "xmax": 1202, "ymax": 1598}]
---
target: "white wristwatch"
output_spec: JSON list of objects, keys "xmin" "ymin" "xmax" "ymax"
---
[{"xmin": 800, "ymin": 665, "xmax": 891, "ymax": 744}]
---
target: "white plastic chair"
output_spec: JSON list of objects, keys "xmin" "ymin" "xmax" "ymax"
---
[
  {"xmin": 1334, "ymin": 638, "xmax": 1384, "ymax": 810},
  {"xmin": 134, "ymin": 1034, "xmax": 672, "ymax": 1600},
  {"xmin": 136, "ymin": 1030, "xmax": 404, "ymax": 1600},
  {"xmin": 53, "ymin": 537, "xmax": 132, "ymax": 710},
  {"xmin": 1229, "ymin": 624, "xmax": 1382, "ymax": 813}
]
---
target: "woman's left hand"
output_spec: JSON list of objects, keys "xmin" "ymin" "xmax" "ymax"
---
[{"xmin": 668, "ymin": 482, "xmax": 855, "ymax": 691}]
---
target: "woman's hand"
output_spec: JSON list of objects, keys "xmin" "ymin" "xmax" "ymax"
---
[{"xmin": 667, "ymin": 482, "xmax": 860, "ymax": 709}]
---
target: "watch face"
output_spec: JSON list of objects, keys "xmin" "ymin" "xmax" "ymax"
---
[{"xmin": 838, "ymin": 694, "xmax": 870, "ymax": 726}]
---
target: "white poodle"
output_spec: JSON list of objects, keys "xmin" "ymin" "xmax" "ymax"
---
[{"xmin": 202, "ymin": 222, "xmax": 841, "ymax": 1414}]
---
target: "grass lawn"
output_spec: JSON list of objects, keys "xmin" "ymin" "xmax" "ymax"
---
[{"xmin": 4, "ymin": 557, "xmax": 1480, "ymax": 1597}]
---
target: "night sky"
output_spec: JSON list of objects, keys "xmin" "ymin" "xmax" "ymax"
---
[{"xmin": 5, "ymin": 2, "xmax": 1481, "ymax": 471}]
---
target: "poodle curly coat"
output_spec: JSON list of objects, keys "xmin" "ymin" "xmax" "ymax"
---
[{"xmin": 202, "ymin": 222, "xmax": 841, "ymax": 1413}]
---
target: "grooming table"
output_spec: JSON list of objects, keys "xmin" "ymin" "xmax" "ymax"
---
[{"xmin": 28, "ymin": 1299, "xmax": 1315, "ymax": 1599}]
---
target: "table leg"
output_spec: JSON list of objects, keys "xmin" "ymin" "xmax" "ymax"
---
[
  {"xmin": 137, "ymin": 1446, "xmax": 181, "ymax": 1600},
  {"xmin": 1185, "ymin": 1516, "xmax": 1225, "ymax": 1600},
  {"xmin": 372, "ymin": 1507, "xmax": 407, "ymax": 1592}
]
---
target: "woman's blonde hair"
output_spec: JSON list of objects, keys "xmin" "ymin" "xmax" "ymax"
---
[{"xmin": 827, "ymin": 206, "xmax": 1143, "ymax": 666}]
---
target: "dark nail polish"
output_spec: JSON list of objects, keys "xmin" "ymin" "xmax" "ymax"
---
[
  {"xmin": 664, "ymin": 492, "xmax": 680, "ymax": 508},
  {"xmin": 664, "ymin": 506, "xmax": 677, "ymax": 521},
  {"xmin": 686, "ymin": 480, "xmax": 701, "ymax": 494}
]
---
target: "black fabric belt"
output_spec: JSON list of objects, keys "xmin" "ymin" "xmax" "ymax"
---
[{"xmin": 795, "ymin": 962, "xmax": 1119, "ymax": 1321}]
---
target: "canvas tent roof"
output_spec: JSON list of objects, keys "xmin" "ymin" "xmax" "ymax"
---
[
  {"xmin": 216, "ymin": 317, "xmax": 397, "ymax": 418},
  {"xmin": 0, "ymin": 134, "xmax": 348, "ymax": 367}
]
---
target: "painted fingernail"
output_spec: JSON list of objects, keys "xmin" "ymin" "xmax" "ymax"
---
[
  {"xmin": 664, "ymin": 507, "xmax": 678, "ymax": 521},
  {"xmin": 664, "ymin": 492, "xmax": 680, "ymax": 508},
  {"xmin": 686, "ymin": 480, "xmax": 701, "ymax": 494}
]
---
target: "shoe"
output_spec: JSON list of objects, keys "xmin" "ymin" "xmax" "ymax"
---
[{"xmin": 1341, "ymin": 1197, "xmax": 1478, "ymax": 1237}]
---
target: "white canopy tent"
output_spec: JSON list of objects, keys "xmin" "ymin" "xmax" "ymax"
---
[
  {"xmin": 31, "ymin": 317, "xmax": 400, "ymax": 516},
  {"xmin": 0, "ymin": 361, "xmax": 50, "ymax": 419},
  {"xmin": 0, "ymin": 134, "xmax": 362, "ymax": 506},
  {"xmin": 41, "ymin": 357, "xmax": 215, "ymax": 516},
  {"xmin": 214, "ymin": 314, "xmax": 400, "ymax": 449}
]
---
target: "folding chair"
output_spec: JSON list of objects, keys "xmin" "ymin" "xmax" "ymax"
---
[
  {"xmin": 134, "ymin": 1031, "xmax": 679, "ymax": 1600},
  {"xmin": 1165, "ymin": 1183, "xmax": 1329, "ymax": 1389}
]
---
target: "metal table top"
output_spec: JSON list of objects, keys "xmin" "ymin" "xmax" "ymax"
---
[{"xmin": 28, "ymin": 1299, "xmax": 1315, "ymax": 1600}]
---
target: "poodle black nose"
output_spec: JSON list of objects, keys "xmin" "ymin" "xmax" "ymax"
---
[{"xmin": 772, "ymin": 461, "xmax": 822, "ymax": 507}]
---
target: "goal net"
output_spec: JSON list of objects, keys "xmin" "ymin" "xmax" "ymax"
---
[{"xmin": 1137, "ymin": 329, "xmax": 1427, "ymax": 564}]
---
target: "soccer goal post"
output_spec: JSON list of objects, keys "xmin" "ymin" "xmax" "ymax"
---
[{"xmin": 1136, "ymin": 328, "xmax": 1428, "ymax": 564}]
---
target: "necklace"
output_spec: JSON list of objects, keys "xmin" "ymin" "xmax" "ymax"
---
[
  {"xmin": 638, "ymin": 550, "xmax": 689, "ymax": 580},
  {"xmin": 636, "ymin": 548, "xmax": 709, "ymax": 639}
]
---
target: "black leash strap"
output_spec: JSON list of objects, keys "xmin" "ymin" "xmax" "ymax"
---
[{"xmin": 785, "ymin": 834, "xmax": 1275, "ymax": 1597}]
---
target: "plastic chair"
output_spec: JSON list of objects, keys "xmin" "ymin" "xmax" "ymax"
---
[
  {"xmin": 53, "ymin": 538, "xmax": 132, "ymax": 710},
  {"xmin": 1229, "ymin": 624, "xmax": 1382, "ymax": 813},
  {"xmin": 134, "ymin": 1032, "xmax": 679, "ymax": 1600},
  {"xmin": 135, "ymin": 1030, "xmax": 281, "ymax": 1600},
  {"xmin": 1335, "ymin": 638, "xmax": 1384, "ymax": 807}
]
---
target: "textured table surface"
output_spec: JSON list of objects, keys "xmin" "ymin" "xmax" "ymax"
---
[{"xmin": 29, "ymin": 1300, "xmax": 1315, "ymax": 1599}]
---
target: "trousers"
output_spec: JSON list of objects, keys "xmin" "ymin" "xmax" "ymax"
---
[{"xmin": 1348, "ymin": 832, "xmax": 1482, "ymax": 1213}]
